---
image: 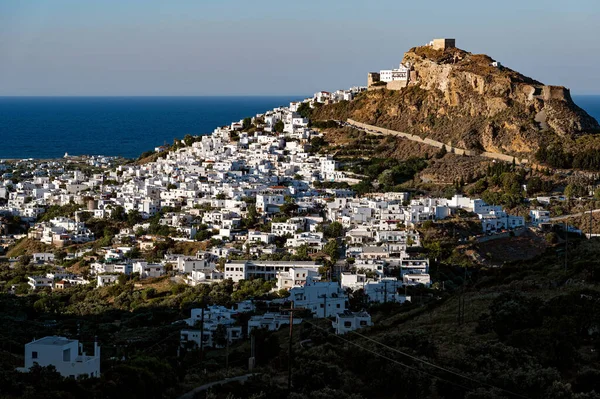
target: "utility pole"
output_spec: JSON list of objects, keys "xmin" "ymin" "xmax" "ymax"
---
[
  {"xmin": 321, "ymin": 294, "xmax": 327, "ymax": 318},
  {"xmin": 564, "ymin": 221, "xmax": 568, "ymax": 272},
  {"xmin": 283, "ymin": 301, "xmax": 304, "ymax": 392},
  {"xmin": 225, "ymin": 337, "xmax": 229, "ymax": 373},
  {"xmin": 383, "ymin": 280, "xmax": 388, "ymax": 304},
  {"xmin": 199, "ymin": 307, "xmax": 205, "ymax": 362},
  {"xmin": 249, "ymin": 334, "xmax": 256, "ymax": 372},
  {"xmin": 457, "ymin": 295, "xmax": 465, "ymax": 325},
  {"xmin": 590, "ymin": 201, "xmax": 593, "ymax": 238}
]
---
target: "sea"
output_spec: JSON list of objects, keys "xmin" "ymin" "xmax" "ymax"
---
[
  {"xmin": 0, "ymin": 95, "xmax": 599, "ymax": 160},
  {"xmin": 0, "ymin": 96, "xmax": 305, "ymax": 160}
]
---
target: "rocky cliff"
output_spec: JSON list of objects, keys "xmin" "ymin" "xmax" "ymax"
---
[{"xmin": 313, "ymin": 45, "xmax": 599, "ymax": 157}]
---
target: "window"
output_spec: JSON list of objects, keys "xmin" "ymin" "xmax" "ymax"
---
[
  {"xmin": 336, "ymin": 304, "xmax": 340, "ymax": 308},
  {"xmin": 344, "ymin": 321, "xmax": 352, "ymax": 327},
  {"xmin": 63, "ymin": 348, "xmax": 71, "ymax": 362},
  {"xmin": 360, "ymin": 321, "xmax": 368, "ymax": 326},
  {"xmin": 32, "ymin": 351, "xmax": 38, "ymax": 359}
]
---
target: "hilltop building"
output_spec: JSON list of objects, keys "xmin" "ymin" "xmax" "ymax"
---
[
  {"xmin": 428, "ymin": 38, "xmax": 456, "ymax": 50},
  {"xmin": 368, "ymin": 38, "xmax": 456, "ymax": 90}
]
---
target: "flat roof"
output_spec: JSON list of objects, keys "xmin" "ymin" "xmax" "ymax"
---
[{"xmin": 29, "ymin": 336, "xmax": 75, "ymax": 346}]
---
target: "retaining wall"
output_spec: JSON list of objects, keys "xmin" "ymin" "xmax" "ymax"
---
[{"xmin": 346, "ymin": 119, "xmax": 529, "ymax": 164}]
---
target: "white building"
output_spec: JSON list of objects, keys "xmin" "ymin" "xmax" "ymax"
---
[
  {"xmin": 225, "ymin": 260, "xmax": 319, "ymax": 282},
  {"xmin": 364, "ymin": 278, "xmax": 406, "ymax": 303},
  {"xmin": 132, "ymin": 261, "xmax": 164, "ymax": 278},
  {"xmin": 289, "ymin": 281, "xmax": 348, "ymax": 318},
  {"xmin": 332, "ymin": 311, "xmax": 372, "ymax": 335},
  {"xmin": 19, "ymin": 336, "xmax": 100, "ymax": 378},
  {"xmin": 530, "ymin": 209, "xmax": 550, "ymax": 225},
  {"xmin": 248, "ymin": 312, "xmax": 302, "ymax": 334},
  {"xmin": 480, "ymin": 211, "xmax": 525, "ymax": 232},
  {"xmin": 32, "ymin": 252, "xmax": 55, "ymax": 264},
  {"xmin": 276, "ymin": 267, "xmax": 320, "ymax": 290},
  {"xmin": 97, "ymin": 275, "xmax": 119, "ymax": 287},
  {"xmin": 379, "ymin": 63, "xmax": 410, "ymax": 82},
  {"xmin": 28, "ymin": 276, "xmax": 53, "ymax": 290}
]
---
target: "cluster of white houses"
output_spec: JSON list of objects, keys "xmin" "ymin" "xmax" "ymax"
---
[
  {"xmin": 6, "ymin": 88, "xmax": 531, "ymax": 302},
  {"xmin": 5, "ymin": 79, "xmax": 555, "ymax": 380}
]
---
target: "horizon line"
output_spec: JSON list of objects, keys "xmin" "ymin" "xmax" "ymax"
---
[{"xmin": 0, "ymin": 94, "xmax": 310, "ymax": 98}]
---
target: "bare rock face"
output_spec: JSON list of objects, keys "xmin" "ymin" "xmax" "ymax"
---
[
  {"xmin": 400, "ymin": 47, "xmax": 600, "ymax": 152},
  {"xmin": 314, "ymin": 45, "xmax": 599, "ymax": 157}
]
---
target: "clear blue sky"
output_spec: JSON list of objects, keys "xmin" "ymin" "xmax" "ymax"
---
[{"xmin": 1, "ymin": 0, "xmax": 599, "ymax": 96}]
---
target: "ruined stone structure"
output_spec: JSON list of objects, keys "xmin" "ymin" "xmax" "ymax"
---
[
  {"xmin": 367, "ymin": 72, "xmax": 380, "ymax": 87},
  {"xmin": 431, "ymin": 38, "xmax": 456, "ymax": 51}
]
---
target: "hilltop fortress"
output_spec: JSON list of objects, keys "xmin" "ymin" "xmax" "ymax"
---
[
  {"xmin": 367, "ymin": 38, "xmax": 573, "ymax": 104},
  {"xmin": 368, "ymin": 38, "xmax": 457, "ymax": 90},
  {"xmin": 311, "ymin": 38, "xmax": 599, "ymax": 157}
]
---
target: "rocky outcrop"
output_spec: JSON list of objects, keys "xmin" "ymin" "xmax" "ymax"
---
[{"xmin": 313, "ymin": 45, "xmax": 599, "ymax": 157}]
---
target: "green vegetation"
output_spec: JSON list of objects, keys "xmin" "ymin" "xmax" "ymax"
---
[
  {"xmin": 349, "ymin": 157, "xmax": 428, "ymax": 194},
  {"xmin": 536, "ymin": 144, "xmax": 600, "ymax": 171},
  {"xmin": 297, "ymin": 102, "xmax": 312, "ymax": 119},
  {"xmin": 273, "ymin": 120, "xmax": 284, "ymax": 133},
  {"xmin": 38, "ymin": 203, "xmax": 85, "ymax": 222}
]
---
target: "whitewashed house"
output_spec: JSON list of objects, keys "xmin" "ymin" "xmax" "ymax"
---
[
  {"xmin": 332, "ymin": 311, "xmax": 373, "ymax": 334},
  {"xmin": 18, "ymin": 336, "xmax": 100, "ymax": 378}
]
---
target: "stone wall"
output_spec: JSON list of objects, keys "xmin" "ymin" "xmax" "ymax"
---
[
  {"xmin": 432, "ymin": 38, "xmax": 456, "ymax": 51},
  {"xmin": 386, "ymin": 80, "xmax": 409, "ymax": 91},
  {"xmin": 367, "ymin": 72, "xmax": 380, "ymax": 87},
  {"xmin": 346, "ymin": 119, "xmax": 530, "ymax": 164}
]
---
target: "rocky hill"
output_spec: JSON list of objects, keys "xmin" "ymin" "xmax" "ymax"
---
[{"xmin": 313, "ymin": 45, "xmax": 599, "ymax": 157}]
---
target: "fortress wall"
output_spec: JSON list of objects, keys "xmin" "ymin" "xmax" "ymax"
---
[{"xmin": 387, "ymin": 80, "xmax": 409, "ymax": 91}]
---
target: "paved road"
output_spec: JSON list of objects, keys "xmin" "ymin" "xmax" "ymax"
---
[
  {"xmin": 178, "ymin": 373, "xmax": 256, "ymax": 399},
  {"xmin": 550, "ymin": 209, "xmax": 600, "ymax": 222}
]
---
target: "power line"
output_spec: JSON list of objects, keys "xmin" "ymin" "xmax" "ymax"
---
[
  {"xmin": 302, "ymin": 320, "xmax": 473, "ymax": 394},
  {"xmin": 347, "ymin": 329, "xmax": 530, "ymax": 399}
]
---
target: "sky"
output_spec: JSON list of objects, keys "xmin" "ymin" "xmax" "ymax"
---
[{"xmin": 1, "ymin": 0, "xmax": 599, "ymax": 96}]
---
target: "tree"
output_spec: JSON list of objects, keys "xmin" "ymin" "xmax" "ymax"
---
[
  {"xmin": 110, "ymin": 205, "xmax": 126, "ymax": 222},
  {"xmin": 127, "ymin": 209, "xmax": 142, "ymax": 227},
  {"xmin": 435, "ymin": 145, "xmax": 447, "ymax": 159},
  {"xmin": 117, "ymin": 274, "xmax": 129, "ymax": 285},
  {"xmin": 273, "ymin": 120, "xmax": 285, "ymax": 133},
  {"xmin": 310, "ymin": 136, "xmax": 328, "ymax": 153},
  {"xmin": 378, "ymin": 170, "xmax": 395, "ymax": 188},
  {"xmin": 18, "ymin": 254, "xmax": 32, "ymax": 267},
  {"xmin": 242, "ymin": 117, "xmax": 252, "ymax": 130},
  {"xmin": 53, "ymin": 249, "xmax": 67, "ymax": 263},
  {"xmin": 280, "ymin": 202, "xmax": 298, "ymax": 216},
  {"xmin": 295, "ymin": 244, "xmax": 309, "ymax": 260},
  {"xmin": 183, "ymin": 134, "xmax": 195, "ymax": 146},
  {"xmin": 213, "ymin": 324, "xmax": 228, "ymax": 348},
  {"xmin": 297, "ymin": 102, "xmax": 312, "ymax": 119},
  {"xmin": 325, "ymin": 222, "xmax": 344, "ymax": 239},
  {"xmin": 324, "ymin": 239, "xmax": 339, "ymax": 262}
]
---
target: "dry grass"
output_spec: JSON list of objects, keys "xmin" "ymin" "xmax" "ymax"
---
[{"xmin": 6, "ymin": 238, "xmax": 52, "ymax": 258}]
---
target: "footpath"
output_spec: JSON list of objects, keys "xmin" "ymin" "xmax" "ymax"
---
[
  {"xmin": 178, "ymin": 373, "xmax": 257, "ymax": 399},
  {"xmin": 345, "ymin": 119, "xmax": 531, "ymax": 165}
]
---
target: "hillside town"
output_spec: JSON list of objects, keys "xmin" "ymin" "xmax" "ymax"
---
[{"xmin": 0, "ymin": 83, "xmax": 572, "ymax": 382}]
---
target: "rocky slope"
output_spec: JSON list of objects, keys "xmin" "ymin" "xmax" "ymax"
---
[{"xmin": 313, "ymin": 45, "xmax": 599, "ymax": 157}]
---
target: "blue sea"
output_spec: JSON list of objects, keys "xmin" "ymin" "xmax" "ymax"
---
[
  {"xmin": 0, "ymin": 96, "xmax": 304, "ymax": 159},
  {"xmin": 0, "ymin": 95, "xmax": 599, "ymax": 160}
]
